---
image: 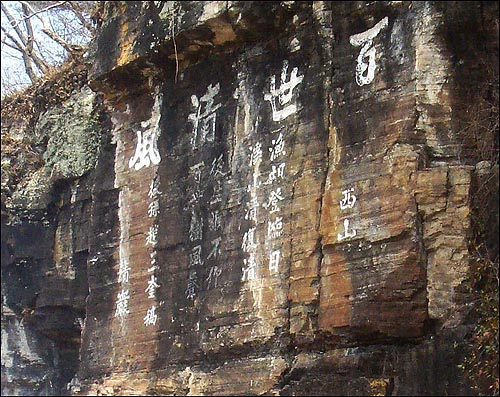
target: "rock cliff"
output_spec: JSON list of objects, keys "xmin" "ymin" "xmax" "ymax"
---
[{"xmin": 1, "ymin": 1, "xmax": 498, "ymax": 395}]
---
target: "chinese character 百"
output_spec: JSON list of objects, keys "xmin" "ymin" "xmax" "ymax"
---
[{"xmin": 349, "ymin": 17, "xmax": 389, "ymax": 86}]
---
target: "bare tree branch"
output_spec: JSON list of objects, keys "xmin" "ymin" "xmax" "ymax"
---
[
  {"xmin": 1, "ymin": 1, "xmax": 96, "ymax": 95},
  {"xmin": 67, "ymin": 1, "xmax": 96, "ymax": 35},
  {"xmin": 20, "ymin": 1, "xmax": 74, "ymax": 54},
  {"xmin": 21, "ymin": 2, "xmax": 38, "ymax": 81},
  {"xmin": 1, "ymin": 2, "xmax": 28, "ymax": 46},
  {"xmin": 6, "ymin": 1, "xmax": 68, "ymax": 28}
]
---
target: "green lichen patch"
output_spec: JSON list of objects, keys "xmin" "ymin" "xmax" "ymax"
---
[{"xmin": 40, "ymin": 86, "xmax": 101, "ymax": 180}]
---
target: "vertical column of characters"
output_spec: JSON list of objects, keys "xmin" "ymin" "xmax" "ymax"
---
[
  {"xmin": 185, "ymin": 83, "xmax": 222, "ymax": 300},
  {"xmin": 143, "ymin": 177, "xmax": 161, "ymax": 327},
  {"xmin": 185, "ymin": 162, "xmax": 204, "ymax": 300},
  {"xmin": 241, "ymin": 141, "xmax": 262, "ymax": 282},
  {"xmin": 262, "ymin": 60, "xmax": 303, "ymax": 276},
  {"xmin": 337, "ymin": 187, "xmax": 358, "ymax": 242},
  {"xmin": 115, "ymin": 94, "xmax": 163, "ymax": 325},
  {"xmin": 205, "ymin": 154, "xmax": 226, "ymax": 290}
]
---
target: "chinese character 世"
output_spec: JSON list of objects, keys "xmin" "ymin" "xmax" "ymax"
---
[{"xmin": 264, "ymin": 60, "xmax": 304, "ymax": 122}]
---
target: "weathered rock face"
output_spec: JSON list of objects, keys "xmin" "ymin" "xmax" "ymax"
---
[{"xmin": 1, "ymin": 1, "xmax": 498, "ymax": 396}]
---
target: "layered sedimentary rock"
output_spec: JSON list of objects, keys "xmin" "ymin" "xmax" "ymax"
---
[{"xmin": 2, "ymin": 1, "xmax": 498, "ymax": 395}]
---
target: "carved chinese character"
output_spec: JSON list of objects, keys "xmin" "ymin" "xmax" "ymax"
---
[
  {"xmin": 189, "ymin": 161, "xmax": 205, "ymax": 185},
  {"xmin": 337, "ymin": 218, "xmax": 357, "ymax": 241},
  {"xmin": 264, "ymin": 60, "xmax": 304, "ymax": 122},
  {"xmin": 146, "ymin": 224, "xmax": 159, "ymax": 246},
  {"xmin": 118, "ymin": 260, "xmax": 131, "ymax": 284},
  {"xmin": 263, "ymin": 187, "xmax": 284, "ymax": 214},
  {"xmin": 269, "ymin": 133, "xmax": 286, "ymax": 161},
  {"xmin": 189, "ymin": 245, "xmax": 203, "ymax": 267},
  {"xmin": 185, "ymin": 270, "xmax": 199, "ymax": 300},
  {"xmin": 207, "ymin": 237, "xmax": 222, "ymax": 260},
  {"xmin": 241, "ymin": 255, "xmax": 257, "ymax": 282},
  {"xmin": 349, "ymin": 17, "xmax": 389, "ymax": 86},
  {"xmin": 246, "ymin": 174, "xmax": 261, "ymax": 193},
  {"xmin": 339, "ymin": 187, "xmax": 357, "ymax": 210},
  {"xmin": 210, "ymin": 155, "xmax": 226, "ymax": 205},
  {"xmin": 129, "ymin": 129, "xmax": 162, "ymax": 170},
  {"xmin": 145, "ymin": 274, "xmax": 160, "ymax": 299},
  {"xmin": 189, "ymin": 209, "xmax": 203, "ymax": 242},
  {"xmin": 208, "ymin": 210, "xmax": 222, "ymax": 232},
  {"xmin": 265, "ymin": 163, "xmax": 286, "ymax": 186},
  {"xmin": 210, "ymin": 154, "xmax": 225, "ymax": 178},
  {"xmin": 115, "ymin": 289, "xmax": 130, "ymax": 319},
  {"xmin": 267, "ymin": 216, "xmax": 283, "ymax": 239},
  {"xmin": 211, "ymin": 183, "xmax": 223, "ymax": 206},
  {"xmin": 129, "ymin": 95, "xmax": 163, "ymax": 170},
  {"xmin": 148, "ymin": 178, "xmax": 162, "ymax": 199},
  {"xmin": 188, "ymin": 83, "xmax": 222, "ymax": 149},
  {"xmin": 143, "ymin": 305, "xmax": 158, "ymax": 326},
  {"xmin": 206, "ymin": 265, "xmax": 222, "ymax": 289},
  {"xmin": 188, "ymin": 162, "xmax": 205, "ymax": 205},
  {"xmin": 269, "ymin": 250, "xmax": 280, "ymax": 273},
  {"xmin": 148, "ymin": 199, "xmax": 160, "ymax": 217},
  {"xmin": 245, "ymin": 197, "xmax": 259, "ymax": 222},
  {"xmin": 242, "ymin": 227, "xmax": 257, "ymax": 253},
  {"xmin": 249, "ymin": 142, "xmax": 263, "ymax": 167}
]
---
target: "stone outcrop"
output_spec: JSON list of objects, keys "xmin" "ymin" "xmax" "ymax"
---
[{"xmin": 1, "ymin": 1, "xmax": 498, "ymax": 396}]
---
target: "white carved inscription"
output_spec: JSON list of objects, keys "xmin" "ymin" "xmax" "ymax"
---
[
  {"xmin": 129, "ymin": 94, "xmax": 163, "ymax": 170},
  {"xmin": 337, "ymin": 187, "xmax": 358, "ymax": 242},
  {"xmin": 144, "ymin": 175, "xmax": 161, "ymax": 327},
  {"xmin": 349, "ymin": 17, "xmax": 389, "ymax": 86},
  {"xmin": 115, "ymin": 289, "xmax": 130, "ymax": 319},
  {"xmin": 264, "ymin": 60, "xmax": 304, "ymax": 121},
  {"xmin": 188, "ymin": 83, "xmax": 221, "ymax": 149},
  {"xmin": 240, "ymin": 61, "xmax": 303, "ymax": 280},
  {"xmin": 340, "ymin": 187, "xmax": 357, "ymax": 210},
  {"xmin": 143, "ymin": 305, "xmax": 158, "ymax": 326}
]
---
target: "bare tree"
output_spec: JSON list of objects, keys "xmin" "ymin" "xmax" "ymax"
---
[{"xmin": 1, "ymin": 1, "xmax": 97, "ymax": 97}]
